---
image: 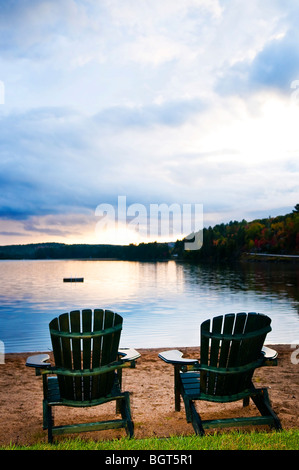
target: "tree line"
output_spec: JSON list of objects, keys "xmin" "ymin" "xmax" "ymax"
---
[
  {"xmin": 0, "ymin": 241, "xmax": 170, "ymax": 261},
  {"xmin": 0, "ymin": 205, "xmax": 298, "ymax": 262},
  {"xmin": 174, "ymin": 204, "xmax": 299, "ymax": 262}
]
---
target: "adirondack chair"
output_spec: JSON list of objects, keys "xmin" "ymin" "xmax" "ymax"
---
[
  {"xmin": 159, "ymin": 312, "xmax": 282, "ymax": 435},
  {"xmin": 26, "ymin": 309, "xmax": 140, "ymax": 443}
]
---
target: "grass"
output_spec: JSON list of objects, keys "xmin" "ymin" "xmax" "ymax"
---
[{"xmin": 2, "ymin": 429, "xmax": 299, "ymax": 451}]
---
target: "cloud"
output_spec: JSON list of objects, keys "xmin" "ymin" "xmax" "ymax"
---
[
  {"xmin": 0, "ymin": 0, "xmax": 87, "ymax": 57},
  {"xmin": 217, "ymin": 36, "xmax": 299, "ymax": 96},
  {"xmin": 0, "ymin": 1, "xmax": 298, "ymax": 245},
  {"xmin": 93, "ymin": 98, "xmax": 206, "ymax": 128},
  {"xmin": 215, "ymin": 5, "xmax": 299, "ymax": 96},
  {"xmin": 0, "ymin": 97, "xmax": 207, "ymax": 221},
  {"xmin": 249, "ymin": 33, "xmax": 299, "ymax": 91},
  {"xmin": 1, "ymin": 91, "xmax": 298, "ymax": 242}
]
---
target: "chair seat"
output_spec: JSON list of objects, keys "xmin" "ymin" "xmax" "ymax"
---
[
  {"xmin": 180, "ymin": 371, "xmax": 256, "ymax": 403},
  {"xmin": 46, "ymin": 374, "xmax": 126, "ymax": 407},
  {"xmin": 47, "ymin": 377, "xmax": 61, "ymax": 404}
]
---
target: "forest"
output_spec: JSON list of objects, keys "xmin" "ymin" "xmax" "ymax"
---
[
  {"xmin": 175, "ymin": 204, "xmax": 299, "ymax": 262},
  {"xmin": 0, "ymin": 241, "xmax": 170, "ymax": 261},
  {"xmin": 0, "ymin": 205, "xmax": 298, "ymax": 263}
]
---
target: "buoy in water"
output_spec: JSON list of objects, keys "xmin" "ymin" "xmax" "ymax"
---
[{"xmin": 63, "ymin": 277, "xmax": 84, "ymax": 283}]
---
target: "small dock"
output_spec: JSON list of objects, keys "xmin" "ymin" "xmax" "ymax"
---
[{"xmin": 63, "ymin": 277, "xmax": 84, "ymax": 283}]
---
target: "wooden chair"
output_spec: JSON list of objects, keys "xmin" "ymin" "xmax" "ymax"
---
[
  {"xmin": 159, "ymin": 312, "xmax": 282, "ymax": 435},
  {"xmin": 26, "ymin": 309, "xmax": 140, "ymax": 443}
]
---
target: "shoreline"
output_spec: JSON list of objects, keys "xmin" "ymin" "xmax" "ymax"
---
[
  {"xmin": 2, "ymin": 342, "xmax": 294, "ymax": 356},
  {"xmin": 0, "ymin": 345, "xmax": 298, "ymax": 446}
]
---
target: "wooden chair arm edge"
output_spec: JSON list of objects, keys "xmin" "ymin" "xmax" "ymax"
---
[
  {"xmin": 261, "ymin": 346, "xmax": 278, "ymax": 366},
  {"xmin": 158, "ymin": 349, "xmax": 199, "ymax": 365},
  {"xmin": 118, "ymin": 348, "xmax": 141, "ymax": 362},
  {"xmin": 26, "ymin": 354, "xmax": 51, "ymax": 369}
]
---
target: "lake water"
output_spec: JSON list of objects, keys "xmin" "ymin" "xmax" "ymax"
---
[{"xmin": 0, "ymin": 259, "xmax": 298, "ymax": 353}]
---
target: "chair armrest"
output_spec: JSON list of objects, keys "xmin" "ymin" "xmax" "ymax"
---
[
  {"xmin": 26, "ymin": 354, "xmax": 52, "ymax": 375},
  {"xmin": 26, "ymin": 354, "xmax": 51, "ymax": 368},
  {"xmin": 158, "ymin": 349, "xmax": 199, "ymax": 365},
  {"xmin": 261, "ymin": 346, "xmax": 278, "ymax": 366},
  {"xmin": 118, "ymin": 348, "xmax": 141, "ymax": 362},
  {"xmin": 262, "ymin": 346, "xmax": 278, "ymax": 359}
]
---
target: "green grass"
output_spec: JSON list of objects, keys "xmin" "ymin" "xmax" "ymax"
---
[{"xmin": 2, "ymin": 429, "xmax": 299, "ymax": 451}]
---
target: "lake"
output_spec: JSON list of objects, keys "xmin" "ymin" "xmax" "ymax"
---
[{"xmin": 0, "ymin": 259, "xmax": 298, "ymax": 353}]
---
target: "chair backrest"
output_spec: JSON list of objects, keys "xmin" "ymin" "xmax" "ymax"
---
[
  {"xmin": 199, "ymin": 312, "xmax": 271, "ymax": 399},
  {"xmin": 49, "ymin": 309, "xmax": 122, "ymax": 402}
]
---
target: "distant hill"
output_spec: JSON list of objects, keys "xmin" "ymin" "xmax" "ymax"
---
[
  {"xmin": 173, "ymin": 205, "xmax": 299, "ymax": 262},
  {"xmin": 0, "ymin": 206, "xmax": 298, "ymax": 263},
  {"xmin": 0, "ymin": 241, "xmax": 170, "ymax": 261}
]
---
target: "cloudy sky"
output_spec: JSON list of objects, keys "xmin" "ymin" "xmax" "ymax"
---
[{"xmin": 0, "ymin": 0, "xmax": 299, "ymax": 246}]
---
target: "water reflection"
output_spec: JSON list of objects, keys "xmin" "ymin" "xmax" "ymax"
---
[
  {"xmin": 0, "ymin": 260, "xmax": 298, "ymax": 352},
  {"xmin": 180, "ymin": 262, "xmax": 299, "ymax": 307}
]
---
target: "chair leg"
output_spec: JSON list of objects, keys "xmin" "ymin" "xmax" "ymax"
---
[
  {"xmin": 189, "ymin": 401, "xmax": 205, "ymax": 436},
  {"xmin": 251, "ymin": 388, "xmax": 282, "ymax": 430},
  {"xmin": 182, "ymin": 391, "xmax": 193, "ymax": 422},
  {"xmin": 43, "ymin": 399, "xmax": 48, "ymax": 430},
  {"xmin": 183, "ymin": 396, "xmax": 205, "ymax": 435},
  {"xmin": 47, "ymin": 405, "xmax": 53, "ymax": 443},
  {"xmin": 116, "ymin": 398, "xmax": 122, "ymax": 414},
  {"xmin": 243, "ymin": 397, "xmax": 250, "ymax": 407},
  {"xmin": 120, "ymin": 392, "xmax": 134, "ymax": 438},
  {"xmin": 116, "ymin": 370, "xmax": 122, "ymax": 414},
  {"xmin": 174, "ymin": 366, "xmax": 181, "ymax": 412}
]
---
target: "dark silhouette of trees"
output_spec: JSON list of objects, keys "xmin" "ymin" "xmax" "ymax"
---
[
  {"xmin": 0, "ymin": 241, "xmax": 170, "ymax": 261},
  {"xmin": 0, "ymin": 206, "xmax": 297, "ymax": 263},
  {"xmin": 178, "ymin": 205, "xmax": 299, "ymax": 262}
]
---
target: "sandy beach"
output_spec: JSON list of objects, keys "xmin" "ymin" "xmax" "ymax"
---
[{"xmin": 0, "ymin": 345, "xmax": 298, "ymax": 446}]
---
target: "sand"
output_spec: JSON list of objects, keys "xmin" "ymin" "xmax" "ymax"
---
[{"xmin": 0, "ymin": 345, "xmax": 298, "ymax": 446}]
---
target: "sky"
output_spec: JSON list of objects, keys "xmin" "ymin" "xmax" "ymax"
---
[{"xmin": 0, "ymin": 0, "xmax": 299, "ymax": 246}]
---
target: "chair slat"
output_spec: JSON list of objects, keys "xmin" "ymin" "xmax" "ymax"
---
[
  {"xmin": 226, "ymin": 312, "xmax": 249, "ymax": 394},
  {"xmin": 91, "ymin": 309, "xmax": 104, "ymax": 399},
  {"xmin": 99, "ymin": 310, "xmax": 117, "ymax": 396},
  {"xmin": 70, "ymin": 310, "xmax": 82, "ymax": 400},
  {"xmin": 207, "ymin": 315, "xmax": 223, "ymax": 395},
  {"xmin": 59, "ymin": 313, "xmax": 74, "ymax": 399},
  {"xmin": 199, "ymin": 319, "xmax": 210, "ymax": 394},
  {"xmin": 92, "ymin": 309, "xmax": 104, "ymax": 367},
  {"xmin": 49, "ymin": 317, "xmax": 65, "ymax": 395},
  {"xmin": 217, "ymin": 313, "xmax": 235, "ymax": 394},
  {"xmin": 82, "ymin": 309, "xmax": 92, "ymax": 400},
  {"xmin": 49, "ymin": 317, "xmax": 62, "ymax": 366},
  {"xmin": 228, "ymin": 312, "xmax": 247, "ymax": 367}
]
